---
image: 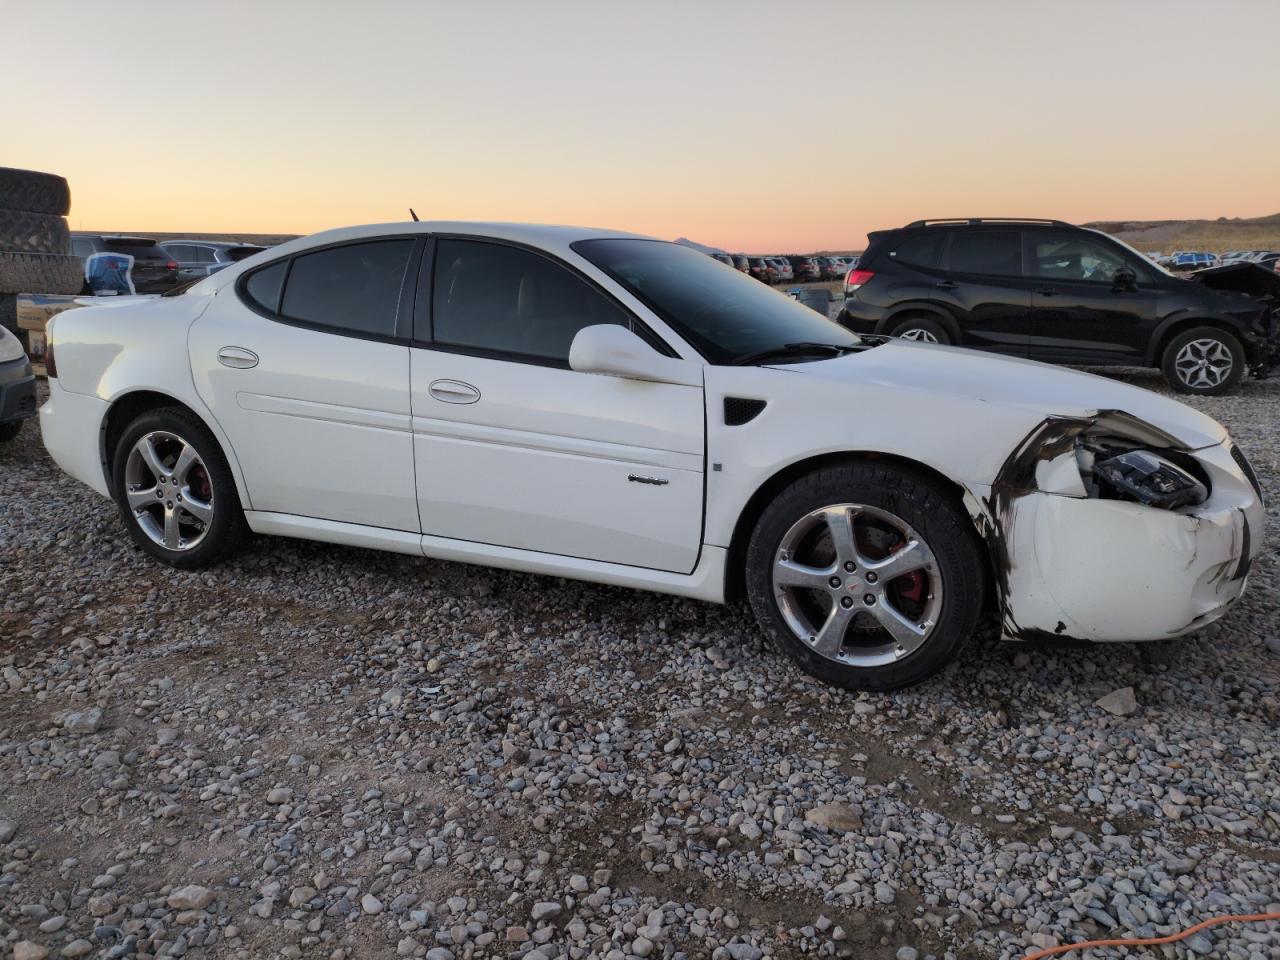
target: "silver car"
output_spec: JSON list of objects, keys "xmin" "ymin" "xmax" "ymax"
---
[{"xmin": 160, "ymin": 240, "xmax": 268, "ymax": 283}]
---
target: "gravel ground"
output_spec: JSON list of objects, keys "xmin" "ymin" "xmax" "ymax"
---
[{"xmin": 2, "ymin": 370, "xmax": 1279, "ymax": 960}]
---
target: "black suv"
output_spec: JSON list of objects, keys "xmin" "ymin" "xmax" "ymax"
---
[
  {"xmin": 70, "ymin": 234, "xmax": 180, "ymax": 293},
  {"xmin": 838, "ymin": 218, "xmax": 1280, "ymax": 395}
]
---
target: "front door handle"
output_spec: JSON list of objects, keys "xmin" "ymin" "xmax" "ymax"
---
[
  {"xmin": 217, "ymin": 346, "xmax": 259, "ymax": 369},
  {"xmin": 933, "ymin": 280, "xmax": 958, "ymax": 290},
  {"xmin": 1036, "ymin": 287, "xmax": 1058, "ymax": 297},
  {"xmin": 428, "ymin": 379, "xmax": 481, "ymax": 404}
]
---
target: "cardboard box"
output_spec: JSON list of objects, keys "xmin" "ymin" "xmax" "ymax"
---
[{"xmin": 16, "ymin": 293, "xmax": 84, "ymax": 332}]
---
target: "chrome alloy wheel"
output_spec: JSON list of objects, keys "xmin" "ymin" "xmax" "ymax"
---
[
  {"xmin": 124, "ymin": 431, "xmax": 214, "ymax": 551},
  {"xmin": 897, "ymin": 327, "xmax": 939, "ymax": 343},
  {"xmin": 1174, "ymin": 338, "xmax": 1233, "ymax": 389},
  {"xmin": 772, "ymin": 503, "xmax": 942, "ymax": 667}
]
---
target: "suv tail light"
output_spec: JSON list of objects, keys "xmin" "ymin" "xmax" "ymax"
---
[
  {"xmin": 166, "ymin": 261, "xmax": 178, "ymax": 270},
  {"xmin": 845, "ymin": 268, "xmax": 875, "ymax": 293}
]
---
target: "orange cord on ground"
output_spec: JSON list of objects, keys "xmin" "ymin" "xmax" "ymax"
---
[{"xmin": 1022, "ymin": 910, "xmax": 1280, "ymax": 959}]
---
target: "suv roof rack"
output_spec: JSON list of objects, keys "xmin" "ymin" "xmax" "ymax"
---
[{"xmin": 904, "ymin": 218, "xmax": 1072, "ymax": 228}]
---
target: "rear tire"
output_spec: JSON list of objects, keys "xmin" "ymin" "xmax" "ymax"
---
[
  {"xmin": 889, "ymin": 315, "xmax": 952, "ymax": 345},
  {"xmin": 0, "ymin": 420, "xmax": 22, "ymax": 444},
  {"xmin": 111, "ymin": 407, "xmax": 247, "ymax": 569},
  {"xmin": 0, "ymin": 166, "xmax": 71, "ymax": 216},
  {"xmin": 1161, "ymin": 326, "xmax": 1245, "ymax": 395},
  {"xmin": 745, "ymin": 463, "xmax": 985, "ymax": 691}
]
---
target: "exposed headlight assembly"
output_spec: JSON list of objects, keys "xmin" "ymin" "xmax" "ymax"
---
[{"xmin": 1091, "ymin": 449, "xmax": 1208, "ymax": 509}]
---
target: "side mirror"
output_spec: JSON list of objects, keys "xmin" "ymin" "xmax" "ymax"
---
[
  {"xmin": 569, "ymin": 325, "xmax": 701, "ymax": 387},
  {"xmin": 1112, "ymin": 267, "xmax": 1138, "ymax": 291}
]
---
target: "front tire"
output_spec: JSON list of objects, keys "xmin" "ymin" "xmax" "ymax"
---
[
  {"xmin": 889, "ymin": 316, "xmax": 952, "ymax": 345},
  {"xmin": 745, "ymin": 463, "xmax": 984, "ymax": 691},
  {"xmin": 111, "ymin": 406, "xmax": 246, "ymax": 569},
  {"xmin": 0, "ymin": 420, "xmax": 21, "ymax": 443},
  {"xmin": 1161, "ymin": 326, "xmax": 1245, "ymax": 395}
]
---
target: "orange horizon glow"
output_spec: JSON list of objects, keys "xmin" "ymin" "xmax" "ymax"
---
[{"xmin": 7, "ymin": 0, "xmax": 1279, "ymax": 252}]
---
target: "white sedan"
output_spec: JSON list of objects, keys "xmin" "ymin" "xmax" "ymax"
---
[{"xmin": 40, "ymin": 222, "xmax": 1264, "ymax": 689}]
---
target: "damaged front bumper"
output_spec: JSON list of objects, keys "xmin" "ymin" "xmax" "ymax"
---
[{"xmin": 976, "ymin": 428, "xmax": 1264, "ymax": 643}]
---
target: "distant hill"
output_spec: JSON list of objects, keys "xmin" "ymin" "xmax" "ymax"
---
[
  {"xmin": 673, "ymin": 237, "xmax": 726, "ymax": 255},
  {"xmin": 1085, "ymin": 213, "xmax": 1280, "ymax": 254}
]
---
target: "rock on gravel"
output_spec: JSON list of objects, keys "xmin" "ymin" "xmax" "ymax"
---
[
  {"xmin": 166, "ymin": 884, "xmax": 215, "ymax": 910},
  {"xmin": 61, "ymin": 706, "xmax": 102, "ymax": 734},
  {"xmin": 1095, "ymin": 685, "xmax": 1139, "ymax": 716}
]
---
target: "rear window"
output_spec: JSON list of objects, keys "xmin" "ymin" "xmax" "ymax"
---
[
  {"xmin": 890, "ymin": 232, "xmax": 945, "ymax": 269},
  {"xmin": 227, "ymin": 246, "xmax": 265, "ymax": 262},
  {"xmin": 104, "ymin": 238, "xmax": 163, "ymax": 259},
  {"xmin": 945, "ymin": 230, "xmax": 1022, "ymax": 276}
]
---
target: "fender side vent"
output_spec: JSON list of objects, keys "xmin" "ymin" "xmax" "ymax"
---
[{"xmin": 724, "ymin": 397, "xmax": 766, "ymax": 426}]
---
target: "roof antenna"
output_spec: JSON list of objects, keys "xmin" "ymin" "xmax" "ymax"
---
[{"xmin": 409, "ymin": 208, "xmax": 419, "ymax": 222}]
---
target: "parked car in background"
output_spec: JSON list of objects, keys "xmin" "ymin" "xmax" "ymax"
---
[
  {"xmin": 1169, "ymin": 251, "xmax": 1218, "ymax": 272},
  {"xmin": 70, "ymin": 234, "xmax": 180, "ymax": 293},
  {"xmin": 767, "ymin": 257, "xmax": 793, "ymax": 283},
  {"xmin": 747, "ymin": 257, "xmax": 770, "ymax": 282},
  {"xmin": 160, "ymin": 240, "xmax": 267, "ymax": 283},
  {"xmin": 787, "ymin": 256, "xmax": 823, "ymax": 281},
  {"xmin": 731, "ymin": 255, "xmax": 750, "ymax": 273},
  {"xmin": 0, "ymin": 325, "xmax": 36, "ymax": 442},
  {"xmin": 37, "ymin": 220, "xmax": 1264, "ymax": 691},
  {"xmin": 837, "ymin": 217, "xmax": 1280, "ymax": 395}
]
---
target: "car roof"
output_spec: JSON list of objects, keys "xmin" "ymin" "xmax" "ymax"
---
[{"xmin": 198, "ymin": 221, "xmax": 663, "ymax": 292}]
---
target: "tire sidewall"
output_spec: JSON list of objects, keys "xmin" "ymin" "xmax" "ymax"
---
[
  {"xmin": 111, "ymin": 409, "xmax": 242, "ymax": 569},
  {"xmin": 1162, "ymin": 326, "xmax": 1245, "ymax": 396},
  {"xmin": 745, "ymin": 464, "xmax": 984, "ymax": 691}
]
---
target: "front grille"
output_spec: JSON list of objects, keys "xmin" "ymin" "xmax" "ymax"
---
[{"xmin": 1230, "ymin": 443, "xmax": 1264, "ymax": 505}]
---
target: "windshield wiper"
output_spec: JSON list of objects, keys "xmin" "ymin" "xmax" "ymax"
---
[{"xmin": 731, "ymin": 341, "xmax": 856, "ymax": 366}]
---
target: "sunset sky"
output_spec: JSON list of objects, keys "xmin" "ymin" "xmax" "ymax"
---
[{"xmin": 8, "ymin": 0, "xmax": 1278, "ymax": 251}]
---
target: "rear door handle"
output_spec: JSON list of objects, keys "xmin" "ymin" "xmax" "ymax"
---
[
  {"xmin": 933, "ymin": 280, "xmax": 958, "ymax": 290},
  {"xmin": 428, "ymin": 379, "xmax": 481, "ymax": 404},
  {"xmin": 217, "ymin": 346, "xmax": 259, "ymax": 369},
  {"xmin": 1036, "ymin": 287, "xmax": 1058, "ymax": 297}
]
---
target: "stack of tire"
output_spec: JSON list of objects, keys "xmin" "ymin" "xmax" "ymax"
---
[{"xmin": 0, "ymin": 166, "xmax": 82, "ymax": 345}]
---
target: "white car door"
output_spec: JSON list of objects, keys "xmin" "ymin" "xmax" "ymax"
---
[
  {"xmin": 189, "ymin": 236, "xmax": 422, "ymax": 531},
  {"xmin": 410, "ymin": 237, "xmax": 705, "ymax": 574}
]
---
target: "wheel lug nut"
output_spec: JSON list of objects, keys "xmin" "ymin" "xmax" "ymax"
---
[
  {"xmin": 841, "ymin": 597, "xmax": 854, "ymax": 608},
  {"xmin": 863, "ymin": 594, "xmax": 876, "ymax": 605},
  {"xmin": 829, "ymin": 577, "xmax": 842, "ymax": 588},
  {"xmin": 865, "ymin": 572, "xmax": 878, "ymax": 584},
  {"xmin": 843, "ymin": 561, "xmax": 855, "ymax": 572}
]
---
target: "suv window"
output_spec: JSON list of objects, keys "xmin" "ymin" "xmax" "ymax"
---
[
  {"xmin": 890, "ymin": 232, "xmax": 944, "ymax": 269},
  {"xmin": 431, "ymin": 239, "xmax": 631, "ymax": 363},
  {"xmin": 1030, "ymin": 232, "xmax": 1134, "ymax": 283},
  {"xmin": 945, "ymin": 230, "xmax": 1022, "ymax": 276},
  {"xmin": 71, "ymin": 238, "xmax": 95, "ymax": 259},
  {"xmin": 278, "ymin": 240, "xmax": 413, "ymax": 336},
  {"xmin": 104, "ymin": 239, "xmax": 163, "ymax": 260}
]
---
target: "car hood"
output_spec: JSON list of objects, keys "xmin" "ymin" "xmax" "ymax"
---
[{"xmin": 775, "ymin": 339, "xmax": 1228, "ymax": 450}]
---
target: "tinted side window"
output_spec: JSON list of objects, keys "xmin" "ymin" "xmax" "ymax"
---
[
  {"xmin": 432, "ymin": 239, "xmax": 630, "ymax": 363},
  {"xmin": 890, "ymin": 232, "xmax": 944, "ymax": 269},
  {"xmin": 71, "ymin": 238, "xmax": 96, "ymax": 259},
  {"xmin": 1030, "ymin": 231, "xmax": 1138, "ymax": 283},
  {"xmin": 242, "ymin": 260, "xmax": 288, "ymax": 314},
  {"xmin": 946, "ymin": 230, "xmax": 1023, "ymax": 276},
  {"xmin": 280, "ymin": 240, "xmax": 413, "ymax": 337}
]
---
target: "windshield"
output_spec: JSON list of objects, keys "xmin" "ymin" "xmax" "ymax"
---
[{"xmin": 573, "ymin": 238, "xmax": 857, "ymax": 364}]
